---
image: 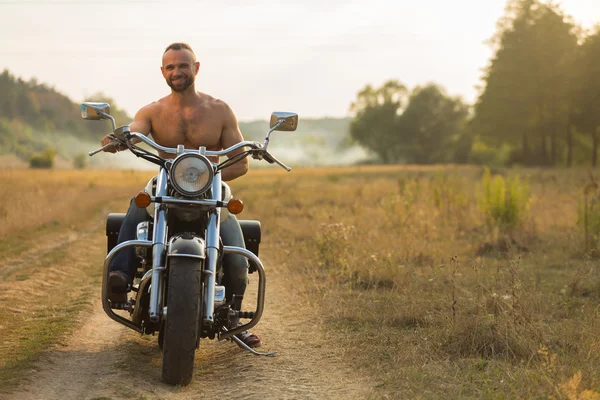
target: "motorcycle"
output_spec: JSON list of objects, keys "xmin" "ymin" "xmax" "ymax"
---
[{"xmin": 81, "ymin": 102, "xmax": 297, "ymax": 385}]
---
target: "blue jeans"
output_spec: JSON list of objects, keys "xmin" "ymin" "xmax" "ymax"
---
[{"xmin": 109, "ymin": 198, "xmax": 249, "ymax": 303}]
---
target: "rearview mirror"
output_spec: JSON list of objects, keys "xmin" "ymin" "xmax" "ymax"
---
[
  {"xmin": 81, "ymin": 102, "xmax": 111, "ymax": 120},
  {"xmin": 269, "ymin": 112, "xmax": 298, "ymax": 132}
]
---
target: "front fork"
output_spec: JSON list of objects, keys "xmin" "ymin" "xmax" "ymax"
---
[
  {"xmin": 199, "ymin": 174, "xmax": 269, "ymax": 339},
  {"xmin": 148, "ymin": 169, "xmax": 169, "ymax": 323},
  {"xmin": 147, "ymin": 171, "xmax": 223, "ymax": 329},
  {"xmin": 202, "ymin": 174, "xmax": 222, "ymax": 327}
]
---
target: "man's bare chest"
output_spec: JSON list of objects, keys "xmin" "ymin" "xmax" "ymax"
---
[{"xmin": 151, "ymin": 109, "xmax": 222, "ymax": 150}]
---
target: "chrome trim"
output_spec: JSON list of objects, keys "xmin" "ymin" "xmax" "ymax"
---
[
  {"xmin": 168, "ymin": 254, "xmax": 204, "ymax": 259},
  {"xmin": 206, "ymin": 141, "xmax": 260, "ymax": 157},
  {"xmin": 218, "ymin": 246, "xmax": 266, "ymax": 340},
  {"xmin": 97, "ymin": 109, "xmax": 117, "ymax": 131},
  {"xmin": 169, "ymin": 153, "xmax": 214, "ymax": 197},
  {"xmin": 136, "ymin": 221, "xmax": 150, "ymax": 241},
  {"xmin": 81, "ymin": 102, "xmax": 110, "ymax": 120},
  {"xmin": 113, "ymin": 125, "xmax": 131, "ymax": 141},
  {"xmin": 129, "ymin": 133, "xmax": 260, "ymax": 157},
  {"xmin": 140, "ymin": 269, "xmax": 153, "ymax": 282},
  {"xmin": 149, "ymin": 168, "xmax": 169, "ymax": 323},
  {"xmin": 136, "ymin": 221, "xmax": 150, "ymax": 259},
  {"xmin": 102, "ymin": 240, "xmax": 153, "ymax": 333},
  {"xmin": 203, "ymin": 174, "xmax": 222, "ymax": 325},
  {"xmin": 88, "ymin": 143, "xmax": 114, "ymax": 156},
  {"xmin": 223, "ymin": 326, "xmax": 277, "ymax": 356},
  {"xmin": 214, "ymin": 285, "xmax": 226, "ymax": 307},
  {"xmin": 269, "ymin": 112, "xmax": 298, "ymax": 131},
  {"xmin": 126, "ymin": 133, "xmax": 291, "ymax": 171},
  {"xmin": 151, "ymin": 196, "xmax": 230, "ymax": 208}
]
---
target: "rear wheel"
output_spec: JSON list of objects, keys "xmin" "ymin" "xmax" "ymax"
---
[{"xmin": 161, "ymin": 258, "xmax": 201, "ymax": 386}]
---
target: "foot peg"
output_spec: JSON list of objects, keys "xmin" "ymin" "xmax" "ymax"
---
[
  {"xmin": 221, "ymin": 327, "xmax": 277, "ymax": 357},
  {"xmin": 236, "ymin": 311, "xmax": 255, "ymax": 319},
  {"xmin": 110, "ymin": 299, "xmax": 134, "ymax": 311}
]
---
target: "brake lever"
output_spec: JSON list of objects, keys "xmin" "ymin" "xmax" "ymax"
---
[
  {"xmin": 262, "ymin": 152, "xmax": 276, "ymax": 164},
  {"xmin": 264, "ymin": 151, "xmax": 291, "ymax": 172},
  {"xmin": 89, "ymin": 143, "xmax": 116, "ymax": 156},
  {"xmin": 88, "ymin": 137, "xmax": 128, "ymax": 157}
]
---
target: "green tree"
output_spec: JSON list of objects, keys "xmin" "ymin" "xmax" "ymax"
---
[
  {"xmin": 570, "ymin": 28, "xmax": 600, "ymax": 166},
  {"xmin": 0, "ymin": 70, "xmax": 133, "ymax": 161},
  {"xmin": 349, "ymin": 81, "xmax": 469, "ymax": 164},
  {"xmin": 349, "ymin": 80, "xmax": 408, "ymax": 164},
  {"xmin": 397, "ymin": 84, "xmax": 469, "ymax": 164},
  {"xmin": 29, "ymin": 147, "xmax": 56, "ymax": 169},
  {"xmin": 472, "ymin": 0, "xmax": 578, "ymax": 166}
]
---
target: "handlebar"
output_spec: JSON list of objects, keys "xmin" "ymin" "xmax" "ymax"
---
[{"xmin": 89, "ymin": 131, "xmax": 291, "ymax": 171}]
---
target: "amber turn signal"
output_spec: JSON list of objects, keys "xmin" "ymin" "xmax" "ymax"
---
[
  {"xmin": 134, "ymin": 191, "xmax": 152, "ymax": 208},
  {"xmin": 227, "ymin": 198, "xmax": 244, "ymax": 215}
]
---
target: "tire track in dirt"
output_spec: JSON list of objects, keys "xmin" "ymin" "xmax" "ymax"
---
[
  {"xmin": 0, "ymin": 203, "xmax": 116, "ymax": 280},
  {"xmin": 7, "ymin": 298, "xmax": 130, "ymax": 400},
  {"xmin": 4, "ymin": 227, "xmax": 373, "ymax": 399}
]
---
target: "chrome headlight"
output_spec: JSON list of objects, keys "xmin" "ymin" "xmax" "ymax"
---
[{"xmin": 169, "ymin": 154, "xmax": 214, "ymax": 196}]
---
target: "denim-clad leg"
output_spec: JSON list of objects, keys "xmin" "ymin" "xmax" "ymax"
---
[
  {"xmin": 109, "ymin": 198, "xmax": 150, "ymax": 283},
  {"xmin": 219, "ymin": 214, "xmax": 249, "ymax": 305}
]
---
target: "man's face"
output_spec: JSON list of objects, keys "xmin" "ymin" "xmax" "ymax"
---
[{"xmin": 161, "ymin": 49, "xmax": 199, "ymax": 92}]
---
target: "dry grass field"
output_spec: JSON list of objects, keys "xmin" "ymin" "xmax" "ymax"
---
[
  {"xmin": 1, "ymin": 165, "xmax": 600, "ymax": 399},
  {"xmin": 0, "ymin": 168, "xmax": 152, "ymax": 390}
]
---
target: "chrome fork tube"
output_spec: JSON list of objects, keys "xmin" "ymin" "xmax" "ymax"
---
[
  {"xmin": 149, "ymin": 168, "xmax": 169, "ymax": 323},
  {"xmin": 203, "ymin": 172, "xmax": 222, "ymax": 325}
]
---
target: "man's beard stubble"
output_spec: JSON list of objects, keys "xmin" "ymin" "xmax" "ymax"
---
[{"xmin": 167, "ymin": 74, "xmax": 194, "ymax": 92}]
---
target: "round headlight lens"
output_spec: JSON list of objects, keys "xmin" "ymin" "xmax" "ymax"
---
[{"xmin": 170, "ymin": 154, "xmax": 214, "ymax": 196}]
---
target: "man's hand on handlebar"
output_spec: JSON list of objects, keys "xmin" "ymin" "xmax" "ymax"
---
[{"xmin": 100, "ymin": 134, "xmax": 128, "ymax": 153}]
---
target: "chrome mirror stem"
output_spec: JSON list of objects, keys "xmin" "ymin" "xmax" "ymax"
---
[
  {"xmin": 263, "ymin": 120, "xmax": 284, "ymax": 151},
  {"xmin": 96, "ymin": 109, "xmax": 117, "ymax": 131}
]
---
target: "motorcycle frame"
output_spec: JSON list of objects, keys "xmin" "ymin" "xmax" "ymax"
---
[{"xmin": 101, "ymin": 163, "xmax": 267, "ymax": 340}]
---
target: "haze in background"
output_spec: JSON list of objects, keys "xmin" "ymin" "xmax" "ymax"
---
[{"xmin": 1, "ymin": 0, "xmax": 598, "ymax": 122}]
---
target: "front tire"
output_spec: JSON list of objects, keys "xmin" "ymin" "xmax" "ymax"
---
[{"xmin": 161, "ymin": 257, "xmax": 201, "ymax": 386}]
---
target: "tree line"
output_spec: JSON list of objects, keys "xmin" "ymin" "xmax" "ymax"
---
[
  {"xmin": 350, "ymin": 0, "xmax": 600, "ymax": 167},
  {"xmin": 0, "ymin": 69, "xmax": 130, "ymax": 159}
]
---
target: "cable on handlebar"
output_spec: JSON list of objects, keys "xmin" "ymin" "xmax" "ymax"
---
[
  {"xmin": 216, "ymin": 150, "xmax": 253, "ymax": 172},
  {"xmin": 125, "ymin": 140, "xmax": 168, "ymax": 169}
]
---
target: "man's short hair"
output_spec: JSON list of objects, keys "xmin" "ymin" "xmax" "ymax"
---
[{"xmin": 163, "ymin": 42, "xmax": 196, "ymax": 59}]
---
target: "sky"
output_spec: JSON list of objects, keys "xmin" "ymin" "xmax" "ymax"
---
[{"xmin": 0, "ymin": 0, "xmax": 599, "ymax": 121}]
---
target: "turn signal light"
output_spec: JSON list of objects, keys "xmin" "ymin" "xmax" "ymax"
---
[
  {"xmin": 227, "ymin": 198, "xmax": 244, "ymax": 215},
  {"xmin": 134, "ymin": 191, "xmax": 151, "ymax": 208}
]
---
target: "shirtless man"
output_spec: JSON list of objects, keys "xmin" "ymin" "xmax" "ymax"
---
[{"xmin": 100, "ymin": 42, "xmax": 260, "ymax": 347}]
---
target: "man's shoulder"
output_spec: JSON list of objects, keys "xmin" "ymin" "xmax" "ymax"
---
[
  {"xmin": 198, "ymin": 92, "xmax": 230, "ymax": 111},
  {"xmin": 137, "ymin": 100, "xmax": 163, "ymax": 116}
]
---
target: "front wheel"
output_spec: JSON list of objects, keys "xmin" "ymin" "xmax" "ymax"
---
[{"xmin": 161, "ymin": 257, "xmax": 202, "ymax": 386}]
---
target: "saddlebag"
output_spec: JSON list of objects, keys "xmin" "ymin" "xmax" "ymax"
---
[
  {"xmin": 106, "ymin": 213, "xmax": 126, "ymax": 253},
  {"xmin": 239, "ymin": 220, "xmax": 261, "ymax": 257}
]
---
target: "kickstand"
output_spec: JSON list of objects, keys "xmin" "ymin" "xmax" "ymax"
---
[{"xmin": 222, "ymin": 327, "xmax": 278, "ymax": 357}]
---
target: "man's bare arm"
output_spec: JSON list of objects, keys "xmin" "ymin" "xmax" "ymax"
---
[
  {"xmin": 100, "ymin": 104, "xmax": 153, "ymax": 152},
  {"xmin": 219, "ymin": 101, "xmax": 248, "ymax": 181}
]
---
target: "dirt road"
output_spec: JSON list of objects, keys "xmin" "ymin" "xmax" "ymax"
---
[{"xmin": 3, "ymin": 225, "xmax": 373, "ymax": 399}]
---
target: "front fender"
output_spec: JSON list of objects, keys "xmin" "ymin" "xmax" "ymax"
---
[{"xmin": 168, "ymin": 234, "xmax": 206, "ymax": 260}]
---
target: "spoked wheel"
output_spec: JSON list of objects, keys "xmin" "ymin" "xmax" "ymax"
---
[{"xmin": 161, "ymin": 258, "xmax": 202, "ymax": 386}]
